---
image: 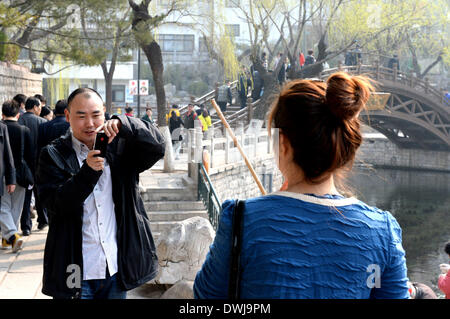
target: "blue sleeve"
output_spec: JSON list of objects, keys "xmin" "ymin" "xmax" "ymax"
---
[
  {"xmin": 194, "ymin": 199, "xmax": 235, "ymax": 299},
  {"xmin": 371, "ymin": 212, "xmax": 409, "ymax": 299}
]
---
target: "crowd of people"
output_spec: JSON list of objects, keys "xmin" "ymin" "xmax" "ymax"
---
[{"xmin": 0, "ymin": 94, "xmax": 70, "ymax": 252}]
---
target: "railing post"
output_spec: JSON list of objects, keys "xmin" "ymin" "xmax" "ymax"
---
[
  {"xmin": 425, "ymin": 78, "xmax": 429, "ymax": 94},
  {"xmin": 338, "ymin": 61, "xmax": 343, "ymax": 71},
  {"xmin": 393, "ymin": 63, "xmax": 398, "ymax": 82},
  {"xmin": 375, "ymin": 60, "xmax": 380, "ymax": 81},
  {"xmin": 209, "ymin": 126, "xmax": 215, "ymax": 168},
  {"xmin": 357, "ymin": 62, "xmax": 361, "ymax": 74},
  {"xmin": 247, "ymin": 100, "xmax": 253, "ymax": 126},
  {"xmin": 225, "ymin": 129, "xmax": 230, "ymax": 164}
]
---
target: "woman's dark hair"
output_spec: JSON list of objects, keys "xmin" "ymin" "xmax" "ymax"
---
[
  {"xmin": 2, "ymin": 100, "xmax": 20, "ymax": 117},
  {"xmin": 40, "ymin": 106, "xmax": 52, "ymax": 117},
  {"xmin": 13, "ymin": 94, "xmax": 27, "ymax": 105},
  {"xmin": 202, "ymin": 109, "xmax": 209, "ymax": 117},
  {"xmin": 445, "ymin": 241, "xmax": 450, "ymax": 255},
  {"xmin": 34, "ymin": 94, "xmax": 46, "ymax": 104},
  {"xmin": 25, "ymin": 97, "xmax": 41, "ymax": 110},
  {"xmin": 268, "ymin": 71, "xmax": 374, "ymax": 184},
  {"xmin": 125, "ymin": 106, "xmax": 133, "ymax": 113},
  {"xmin": 67, "ymin": 87, "xmax": 103, "ymax": 110}
]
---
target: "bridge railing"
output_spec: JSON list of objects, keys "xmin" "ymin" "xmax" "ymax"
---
[{"xmin": 321, "ymin": 64, "xmax": 449, "ymax": 109}]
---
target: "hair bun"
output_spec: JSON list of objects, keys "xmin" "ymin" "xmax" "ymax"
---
[{"xmin": 325, "ymin": 72, "xmax": 374, "ymax": 121}]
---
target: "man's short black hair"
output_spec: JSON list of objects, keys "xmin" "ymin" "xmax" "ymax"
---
[
  {"xmin": 54, "ymin": 99, "xmax": 68, "ymax": 115},
  {"xmin": 445, "ymin": 241, "xmax": 450, "ymax": 255},
  {"xmin": 2, "ymin": 100, "xmax": 20, "ymax": 117},
  {"xmin": 40, "ymin": 106, "xmax": 52, "ymax": 117},
  {"xmin": 13, "ymin": 94, "xmax": 27, "ymax": 105},
  {"xmin": 125, "ymin": 106, "xmax": 133, "ymax": 113},
  {"xmin": 308, "ymin": 49, "xmax": 314, "ymax": 55},
  {"xmin": 25, "ymin": 97, "xmax": 40, "ymax": 110},
  {"xmin": 67, "ymin": 87, "xmax": 103, "ymax": 110},
  {"xmin": 34, "ymin": 94, "xmax": 46, "ymax": 104}
]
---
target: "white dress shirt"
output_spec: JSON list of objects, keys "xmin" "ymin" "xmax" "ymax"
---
[{"xmin": 71, "ymin": 133, "xmax": 118, "ymax": 280}]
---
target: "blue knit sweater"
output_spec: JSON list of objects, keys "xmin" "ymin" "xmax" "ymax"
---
[{"xmin": 193, "ymin": 192, "xmax": 409, "ymax": 299}]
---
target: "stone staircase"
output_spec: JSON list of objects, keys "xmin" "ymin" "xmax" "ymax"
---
[{"xmin": 139, "ymin": 170, "xmax": 208, "ymax": 242}]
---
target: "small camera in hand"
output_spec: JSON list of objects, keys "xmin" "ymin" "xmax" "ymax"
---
[{"xmin": 94, "ymin": 131, "xmax": 108, "ymax": 157}]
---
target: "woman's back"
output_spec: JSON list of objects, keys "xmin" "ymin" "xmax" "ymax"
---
[{"xmin": 193, "ymin": 193, "xmax": 409, "ymax": 299}]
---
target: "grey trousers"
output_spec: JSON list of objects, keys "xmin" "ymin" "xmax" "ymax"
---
[{"xmin": 0, "ymin": 183, "xmax": 26, "ymax": 239}]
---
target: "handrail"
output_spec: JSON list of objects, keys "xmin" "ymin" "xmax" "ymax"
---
[
  {"xmin": 178, "ymin": 80, "xmax": 239, "ymax": 115},
  {"xmin": 198, "ymin": 163, "xmax": 222, "ymax": 230}
]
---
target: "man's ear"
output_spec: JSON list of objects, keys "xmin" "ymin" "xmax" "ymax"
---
[{"xmin": 65, "ymin": 108, "xmax": 70, "ymax": 122}]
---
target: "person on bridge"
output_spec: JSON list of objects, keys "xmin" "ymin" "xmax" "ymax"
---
[
  {"xmin": 438, "ymin": 241, "xmax": 450, "ymax": 299},
  {"xmin": 36, "ymin": 87, "xmax": 165, "ymax": 299},
  {"xmin": 216, "ymin": 82, "xmax": 232, "ymax": 113},
  {"xmin": 194, "ymin": 72, "xmax": 410, "ymax": 299},
  {"xmin": 387, "ymin": 54, "xmax": 400, "ymax": 72}
]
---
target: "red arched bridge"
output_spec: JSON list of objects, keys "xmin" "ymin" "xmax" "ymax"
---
[{"xmin": 184, "ymin": 64, "xmax": 449, "ymax": 152}]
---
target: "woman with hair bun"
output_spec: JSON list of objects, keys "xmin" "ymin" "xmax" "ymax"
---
[{"xmin": 194, "ymin": 72, "xmax": 409, "ymax": 299}]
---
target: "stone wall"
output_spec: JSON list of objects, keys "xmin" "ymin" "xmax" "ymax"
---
[
  {"xmin": 208, "ymin": 154, "xmax": 283, "ymax": 202},
  {"xmin": 0, "ymin": 62, "xmax": 42, "ymax": 105},
  {"xmin": 356, "ymin": 137, "xmax": 450, "ymax": 172}
]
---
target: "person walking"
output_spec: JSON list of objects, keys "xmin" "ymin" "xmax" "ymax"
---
[
  {"xmin": 0, "ymin": 100, "xmax": 33, "ymax": 246},
  {"xmin": 36, "ymin": 87, "xmax": 165, "ymax": 299},
  {"xmin": 169, "ymin": 110, "xmax": 183, "ymax": 160},
  {"xmin": 124, "ymin": 106, "xmax": 134, "ymax": 117},
  {"xmin": 238, "ymin": 71, "xmax": 252, "ymax": 109},
  {"xmin": 0, "ymin": 102, "xmax": 20, "ymax": 251},
  {"xmin": 438, "ymin": 241, "xmax": 450, "ymax": 299},
  {"xmin": 197, "ymin": 108, "xmax": 212, "ymax": 134},
  {"xmin": 38, "ymin": 99, "xmax": 71, "ymax": 151},
  {"xmin": 183, "ymin": 103, "xmax": 200, "ymax": 130},
  {"xmin": 194, "ymin": 72, "xmax": 410, "ymax": 299},
  {"xmin": 141, "ymin": 107, "xmax": 154, "ymax": 124},
  {"xmin": 13, "ymin": 94, "xmax": 27, "ymax": 115},
  {"xmin": 215, "ymin": 82, "xmax": 232, "ymax": 113},
  {"xmin": 18, "ymin": 96, "xmax": 48, "ymax": 235},
  {"xmin": 40, "ymin": 106, "xmax": 54, "ymax": 121}
]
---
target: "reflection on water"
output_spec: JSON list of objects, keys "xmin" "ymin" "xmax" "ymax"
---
[{"xmin": 347, "ymin": 167, "xmax": 450, "ymax": 296}]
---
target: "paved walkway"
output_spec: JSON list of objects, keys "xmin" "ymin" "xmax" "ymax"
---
[{"xmin": 0, "ymin": 159, "xmax": 190, "ymax": 299}]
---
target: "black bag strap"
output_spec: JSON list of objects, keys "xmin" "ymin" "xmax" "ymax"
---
[{"xmin": 228, "ymin": 199, "xmax": 245, "ymax": 299}]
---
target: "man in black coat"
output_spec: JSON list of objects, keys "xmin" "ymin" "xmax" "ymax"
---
[
  {"xmin": 0, "ymin": 113, "xmax": 19, "ymax": 251},
  {"xmin": 18, "ymin": 96, "xmax": 47, "ymax": 234},
  {"xmin": 38, "ymin": 99, "xmax": 70, "ymax": 151},
  {"xmin": 0, "ymin": 100, "xmax": 33, "ymax": 247},
  {"xmin": 36, "ymin": 88, "xmax": 165, "ymax": 299}
]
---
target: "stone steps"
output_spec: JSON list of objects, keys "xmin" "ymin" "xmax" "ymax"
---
[
  {"xmin": 140, "ymin": 172, "xmax": 208, "ymax": 243},
  {"xmin": 145, "ymin": 200, "xmax": 205, "ymax": 211},
  {"xmin": 148, "ymin": 210, "xmax": 208, "ymax": 222},
  {"xmin": 142, "ymin": 187, "xmax": 198, "ymax": 201}
]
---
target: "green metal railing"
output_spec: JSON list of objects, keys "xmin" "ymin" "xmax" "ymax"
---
[{"xmin": 198, "ymin": 163, "xmax": 222, "ymax": 230}]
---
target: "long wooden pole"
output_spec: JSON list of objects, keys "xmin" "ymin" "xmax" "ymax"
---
[{"xmin": 210, "ymin": 99, "xmax": 267, "ymax": 196}]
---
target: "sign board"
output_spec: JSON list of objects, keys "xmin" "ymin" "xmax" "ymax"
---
[
  {"xmin": 139, "ymin": 80, "xmax": 149, "ymax": 96},
  {"xmin": 129, "ymin": 80, "xmax": 138, "ymax": 96},
  {"xmin": 128, "ymin": 80, "xmax": 149, "ymax": 96}
]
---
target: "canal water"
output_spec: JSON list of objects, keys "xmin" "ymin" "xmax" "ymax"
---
[{"xmin": 347, "ymin": 167, "xmax": 450, "ymax": 297}]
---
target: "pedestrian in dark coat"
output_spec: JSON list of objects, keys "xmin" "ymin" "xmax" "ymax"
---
[
  {"xmin": 36, "ymin": 88, "xmax": 165, "ymax": 299},
  {"xmin": 18, "ymin": 97, "xmax": 48, "ymax": 233},
  {"xmin": 38, "ymin": 99, "xmax": 70, "ymax": 151}
]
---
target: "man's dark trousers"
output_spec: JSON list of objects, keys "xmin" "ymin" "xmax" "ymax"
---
[
  {"xmin": 218, "ymin": 102, "xmax": 227, "ymax": 113},
  {"xmin": 20, "ymin": 186, "xmax": 48, "ymax": 232}
]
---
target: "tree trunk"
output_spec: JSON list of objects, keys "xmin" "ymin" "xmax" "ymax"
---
[
  {"xmin": 141, "ymin": 40, "xmax": 174, "ymax": 172},
  {"xmin": 101, "ymin": 61, "xmax": 114, "ymax": 114}
]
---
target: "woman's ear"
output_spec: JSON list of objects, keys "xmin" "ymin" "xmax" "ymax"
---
[{"xmin": 279, "ymin": 133, "xmax": 292, "ymax": 160}]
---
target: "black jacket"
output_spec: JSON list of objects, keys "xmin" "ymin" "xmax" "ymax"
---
[
  {"xmin": 0, "ymin": 121, "xmax": 16, "ymax": 193},
  {"xmin": 36, "ymin": 115, "xmax": 165, "ymax": 298},
  {"xmin": 18, "ymin": 111, "xmax": 47, "ymax": 172},
  {"xmin": 38, "ymin": 115, "xmax": 70, "ymax": 150},
  {"xmin": 2, "ymin": 120, "xmax": 33, "ymax": 179}
]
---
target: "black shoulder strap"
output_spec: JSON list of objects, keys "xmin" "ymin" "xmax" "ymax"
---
[{"xmin": 228, "ymin": 199, "xmax": 245, "ymax": 300}]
